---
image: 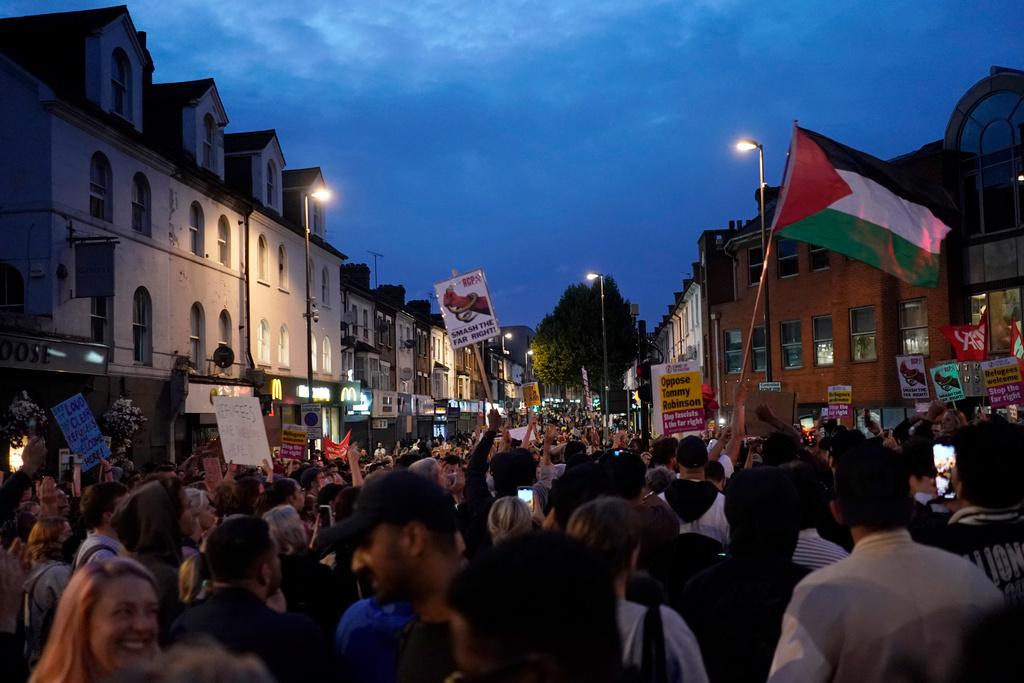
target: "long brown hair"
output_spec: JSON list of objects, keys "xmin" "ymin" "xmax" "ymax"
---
[
  {"xmin": 29, "ymin": 557, "xmax": 158, "ymax": 683},
  {"xmin": 27, "ymin": 516, "xmax": 68, "ymax": 563}
]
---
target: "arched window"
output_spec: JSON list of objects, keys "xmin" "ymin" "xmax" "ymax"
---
[
  {"xmin": 957, "ymin": 90, "xmax": 1024, "ymax": 235},
  {"xmin": 322, "ymin": 336, "xmax": 332, "ymax": 374},
  {"xmin": 189, "ymin": 202, "xmax": 204, "ymax": 256},
  {"xmin": 111, "ymin": 50, "xmax": 131, "ymax": 118},
  {"xmin": 257, "ymin": 235, "xmax": 268, "ymax": 281},
  {"xmin": 278, "ymin": 325, "xmax": 290, "ymax": 367},
  {"xmin": 217, "ymin": 216, "xmax": 230, "ymax": 266},
  {"xmin": 189, "ymin": 303, "xmax": 205, "ymax": 368},
  {"xmin": 266, "ymin": 160, "xmax": 276, "ymax": 207},
  {"xmin": 218, "ymin": 310, "xmax": 231, "ymax": 348},
  {"xmin": 311, "ymin": 336, "xmax": 318, "ymax": 373},
  {"xmin": 278, "ymin": 245, "xmax": 288, "ymax": 289},
  {"xmin": 321, "ymin": 266, "xmax": 330, "ymax": 305},
  {"xmin": 89, "ymin": 153, "xmax": 111, "ymax": 221},
  {"xmin": 202, "ymin": 114, "xmax": 215, "ymax": 170},
  {"xmin": 0, "ymin": 263, "xmax": 25, "ymax": 313},
  {"xmin": 132, "ymin": 287, "xmax": 152, "ymax": 364},
  {"xmin": 257, "ymin": 319, "xmax": 270, "ymax": 364},
  {"xmin": 131, "ymin": 173, "xmax": 150, "ymax": 234}
]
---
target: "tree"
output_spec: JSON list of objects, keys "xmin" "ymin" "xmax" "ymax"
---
[{"xmin": 532, "ymin": 277, "xmax": 637, "ymax": 391}]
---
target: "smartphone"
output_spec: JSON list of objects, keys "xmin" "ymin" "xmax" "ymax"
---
[
  {"xmin": 517, "ymin": 486, "xmax": 534, "ymax": 507},
  {"xmin": 318, "ymin": 504, "xmax": 333, "ymax": 527},
  {"xmin": 932, "ymin": 443, "xmax": 955, "ymax": 472}
]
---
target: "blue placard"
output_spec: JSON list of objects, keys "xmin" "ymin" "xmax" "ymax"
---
[{"xmin": 51, "ymin": 393, "xmax": 110, "ymax": 471}]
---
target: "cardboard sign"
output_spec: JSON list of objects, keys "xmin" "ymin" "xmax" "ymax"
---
[
  {"xmin": 280, "ymin": 424, "xmax": 308, "ymax": 461},
  {"xmin": 213, "ymin": 396, "xmax": 271, "ymax": 467},
  {"xmin": 896, "ymin": 355, "xmax": 930, "ymax": 400},
  {"xmin": 930, "ymin": 361, "xmax": 965, "ymax": 402},
  {"xmin": 652, "ymin": 362, "xmax": 704, "ymax": 436},
  {"xmin": 523, "ymin": 383, "xmax": 541, "ymax": 408},
  {"xmin": 982, "ymin": 356, "xmax": 1024, "ymax": 408},
  {"xmin": 827, "ymin": 385, "xmax": 852, "ymax": 420},
  {"xmin": 745, "ymin": 391, "xmax": 797, "ymax": 437},
  {"xmin": 202, "ymin": 457, "xmax": 223, "ymax": 488},
  {"xmin": 434, "ymin": 269, "xmax": 500, "ymax": 349},
  {"xmin": 301, "ymin": 404, "xmax": 322, "ymax": 439},
  {"xmin": 51, "ymin": 393, "xmax": 110, "ymax": 472},
  {"xmin": 508, "ymin": 426, "xmax": 529, "ymax": 442}
]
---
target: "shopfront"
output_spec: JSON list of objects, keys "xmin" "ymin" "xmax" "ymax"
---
[
  {"xmin": 264, "ymin": 375, "xmax": 344, "ymax": 450},
  {"xmin": 414, "ymin": 394, "xmax": 434, "ymax": 440},
  {"xmin": 181, "ymin": 380, "xmax": 253, "ymax": 455},
  {"xmin": 371, "ymin": 390, "xmax": 398, "ymax": 450}
]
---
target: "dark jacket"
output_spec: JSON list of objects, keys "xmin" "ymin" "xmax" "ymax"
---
[
  {"xmin": 279, "ymin": 552, "xmax": 346, "ymax": 637},
  {"xmin": 463, "ymin": 429, "xmax": 497, "ymax": 557},
  {"xmin": 112, "ymin": 481, "xmax": 183, "ymax": 642},
  {"xmin": 664, "ymin": 479, "xmax": 718, "ymax": 522},
  {"xmin": 171, "ymin": 586, "xmax": 334, "ymax": 683}
]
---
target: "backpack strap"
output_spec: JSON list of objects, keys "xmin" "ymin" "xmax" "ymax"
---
[
  {"xmin": 73, "ymin": 542, "xmax": 114, "ymax": 571},
  {"xmin": 639, "ymin": 606, "xmax": 667, "ymax": 683}
]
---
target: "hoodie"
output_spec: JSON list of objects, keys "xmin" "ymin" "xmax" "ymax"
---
[
  {"xmin": 112, "ymin": 481, "xmax": 183, "ymax": 642},
  {"xmin": 664, "ymin": 479, "xmax": 729, "ymax": 546}
]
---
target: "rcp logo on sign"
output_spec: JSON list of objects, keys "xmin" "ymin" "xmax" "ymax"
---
[{"xmin": 300, "ymin": 404, "xmax": 322, "ymax": 439}]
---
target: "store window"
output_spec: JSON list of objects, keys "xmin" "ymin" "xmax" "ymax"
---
[
  {"xmin": 850, "ymin": 306, "xmax": 877, "ymax": 361},
  {"xmin": 724, "ymin": 329, "xmax": 742, "ymax": 374},
  {"xmin": 812, "ymin": 315, "xmax": 833, "ymax": 367},
  {"xmin": 781, "ymin": 320, "xmax": 802, "ymax": 368},
  {"xmin": 898, "ymin": 299, "xmax": 929, "ymax": 355}
]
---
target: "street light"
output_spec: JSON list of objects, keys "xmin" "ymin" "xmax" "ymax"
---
[
  {"xmin": 501, "ymin": 331, "xmax": 512, "ymax": 355},
  {"xmin": 585, "ymin": 272, "xmax": 610, "ymax": 437},
  {"xmin": 735, "ymin": 138, "xmax": 772, "ymax": 383},
  {"xmin": 303, "ymin": 185, "xmax": 331, "ymax": 459}
]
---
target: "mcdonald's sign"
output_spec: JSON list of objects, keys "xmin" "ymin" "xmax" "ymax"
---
[
  {"xmin": 339, "ymin": 381, "xmax": 362, "ymax": 404},
  {"xmin": 270, "ymin": 378, "xmax": 283, "ymax": 401}
]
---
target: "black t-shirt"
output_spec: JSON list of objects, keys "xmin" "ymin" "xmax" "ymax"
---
[
  {"xmin": 913, "ymin": 508, "xmax": 1024, "ymax": 605},
  {"xmin": 397, "ymin": 619, "xmax": 456, "ymax": 683}
]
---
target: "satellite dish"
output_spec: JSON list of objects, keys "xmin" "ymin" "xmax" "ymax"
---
[
  {"xmin": 400, "ymin": 367, "xmax": 413, "ymax": 382},
  {"xmin": 213, "ymin": 346, "xmax": 235, "ymax": 369}
]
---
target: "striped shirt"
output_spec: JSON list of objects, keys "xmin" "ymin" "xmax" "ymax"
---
[{"xmin": 791, "ymin": 528, "xmax": 849, "ymax": 570}]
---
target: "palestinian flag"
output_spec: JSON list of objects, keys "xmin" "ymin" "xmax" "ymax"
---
[{"xmin": 772, "ymin": 126, "xmax": 957, "ymax": 287}]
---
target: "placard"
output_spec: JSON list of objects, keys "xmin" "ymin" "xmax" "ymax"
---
[
  {"xmin": 434, "ymin": 269, "xmax": 500, "ymax": 349},
  {"xmin": 930, "ymin": 361, "xmax": 965, "ymax": 402},
  {"xmin": 745, "ymin": 390, "xmax": 797, "ymax": 437},
  {"xmin": 212, "ymin": 396, "xmax": 270, "ymax": 467},
  {"xmin": 827, "ymin": 385, "xmax": 852, "ymax": 420},
  {"xmin": 652, "ymin": 362, "xmax": 704, "ymax": 436},
  {"xmin": 896, "ymin": 355, "xmax": 930, "ymax": 400},
  {"xmin": 523, "ymin": 382, "xmax": 541, "ymax": 408},
  {"xmin": 51, "ymin": 393, "xmax": 109, "ymax": 472},
  {"xmin": 581, "ymin": 367, "xmax": 592, "ymax": 408},
  {"xmin": 981, "ymin": 356, "xmax": 1024, "ymax": 408},
  {"xmin": 202, "ymin": 457, "xmax": 223, "ymax": 488},
  {"xmin": 280, "ymin": 424, "xmax": 308, "ymax": 461}
]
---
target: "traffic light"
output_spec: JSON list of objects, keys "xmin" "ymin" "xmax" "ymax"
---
[{"xmin": 258, "ymin": 393, "xmax": 273, "ymax": 416}]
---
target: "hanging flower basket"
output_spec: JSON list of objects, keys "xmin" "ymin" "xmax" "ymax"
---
[
  {"xmin": 102, "ymin": 397, "xmax": 147, "ymax": 455},
  {"xmin": 0, "ymin": 391, "xmax": 48, "ymax": 449}
]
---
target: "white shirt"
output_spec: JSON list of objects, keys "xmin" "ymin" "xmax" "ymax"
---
[
  {"xmin": 678, "ymin": 491, "xmax": 730, "ymax": 546},
  {"xmin": 617, "ymin": 599, "xmax": 709, "ymax": 683},
  {"xmin": 769, "ymin": 529, "xmax": 1002, "ymax": 683}
]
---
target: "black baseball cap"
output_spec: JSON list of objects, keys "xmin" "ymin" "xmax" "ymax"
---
[
  {"xmin": 676, "ymin": 435, "xmax": 709, "ymax": 469},
  {"xmin": 330, "ymin": 470, "xmax": 457, "ymax": 543}
]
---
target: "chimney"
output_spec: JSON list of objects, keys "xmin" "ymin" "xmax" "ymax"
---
[
  {"xmin": 340, "ymin": 263, "xmax": 371, "ymax": 290},
  {"xmin": 374, "ymin": 284, "xmax": 406, "ymax": 308},
  {"xmin": 406, "ymin": 299, "xmax": 431, "ymax": 318}
]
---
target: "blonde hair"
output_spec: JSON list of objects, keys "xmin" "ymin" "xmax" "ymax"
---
[
  {"xmin": 262, "ymin": 504, "xmax": 308, "ymax": 555},
  {"xmin": 30, "ymin": 557, "xmax": 158, "ymax": 683},
  {"xmin": 566, "ymin": 497, "xmax": 641, "ymax": 576},
  {"xmin": 28, "ymin": 516, "xmax": 68, "ymax": 562},
  {"xmin": 487, "ymin": 496, "xmax": 533, "ymax": 544},
  {"xmin": 178, "ymin": 553, "xmax": 207, "ymax": 605}
]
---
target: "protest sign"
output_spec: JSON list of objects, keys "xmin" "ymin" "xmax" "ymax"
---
[
  {"xmin": 509, "ymin": 426, "xmax": 529, "ymax": 442},
  {"xmin": 212, "ymin": 396, "xmax": 270, "ymax": 467},
  {"xmin": 827, "ymin": 385, "xmax": 853, "ymax": 421},
  {"xmin": 745, "ymin": 391, "xmax": 797, "ymax": 438},
  {"xmin": 51, "ymin": 393, "xmax": 109, "ymax": 472},
  {"xmin": 651, "ymin": 362, "xmax": 704, "ymax": 436},
  {"xmin": 981, "ymin": 356, "xmax": 1024, "ymax": 408},
  {"xmin": 523, "ymin": 382, "xmax": 541, "ymax": 408},
  {"xmin": 202, "ymin": 457, "xmax": 223, "ymax": 489},
  {"xmin": 930, "ymin": 361, "xmax": 965, "ymax": 402},
  {"xmin": 896, "ymin": 355, "xmax": 930, "ymax": 400},
  {"xmin": 581, "ymin": 367, "xmax": 592, "ymax": 408},
  {"xmin": 434, "ymin": 269, "xmax": 500, "ymax": 349},
  {"xmin": 324, "ymin": 431, "xmax": 351, "ymax": 461},
  {"xmin": 280, "ymin": 424, "xmax": 308, "ymax": 461}
]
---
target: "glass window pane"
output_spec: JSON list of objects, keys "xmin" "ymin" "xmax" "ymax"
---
[
  {"xmin": 982, "ymin": 163, "xmax": 1015, "ymax": 232},
  {"xmin": 783, "ymin": 346, "xmax": 802, "ymax": 368},
  {"xmin": 899, "ymin": 300, "xmax": 927, "ymax": 328},
  {"xmin": 725, "ymin": 330, "xmax": 741, "ymax": 351},
  {"xmin": 901, "ymin": 329, "xmax": 930, "ymax": 356},
  {"xmin": 781, "ymin": 321, "xmax": 801, "ymax": 345},
  {"xmin": 813, "ymin": 316, "xmax": 832, "ymax": 341},
  {"xmin": 778, "ymin": 239, "xmax": 798, "ymax": 258},
  {"xmin": 752, "ymin": 326, "xmax": 765, "ymax": 348},
  {"xmin": 815, "ymin": 341, "xmax": 834, "ymax": 367},
  {"xmin": 851, "ymin": 307, "xmax": 875, "ymax": 333},
  {"xmin": 853, "ymin": 334, "xmax": 877, "ymax": 361},
  {"xmin": 810, "ymin": 246, "xmax": 829, "ymax": 270},
  {"xmin": 962, "ymin": 173, "xmax": 982, "ymax": 235},
  {"xmin": 988, "ymin": 287, "xmax": 1021, "ymax": 351},
  {"xmin": 971, "ymin": 91, "xmax": 1022, "ymax": 128}
]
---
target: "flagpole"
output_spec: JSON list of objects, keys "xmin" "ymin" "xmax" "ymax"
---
[{"xmin": 739, "ymin": 234, "xmax": 776, "ymax": 384}]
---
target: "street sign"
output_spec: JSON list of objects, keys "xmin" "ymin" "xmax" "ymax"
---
[
  {"xmin": 301, "ymin": 404, "xmax": 322, "ymax": 439},
  {"xmin": 758, "ymin": 381, "xmax": 782, "ymax": 392}
]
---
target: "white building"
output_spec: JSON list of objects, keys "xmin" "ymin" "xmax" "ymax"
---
[
  {"xmin": 0, "ymin": 6, "xmax": 346, "ymax": 462},
  {"xmin": 654, "ymin": 279, "xmax": 703, "ymax": 370}
]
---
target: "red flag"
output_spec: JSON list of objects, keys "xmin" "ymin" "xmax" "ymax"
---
[
  {"xmin": 940, "ymin": 310, "xmax": 987, "ymax": 361},
  {"xmin": 324, "ymin": 431, "xmax": 352, "ymax": 462}
]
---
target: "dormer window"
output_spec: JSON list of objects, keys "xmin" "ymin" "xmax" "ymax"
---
[
  {"xmin": 111, "ymin": 50, "xmax": 130, "ymax": 118},
  {"xmin": 266, "ymin": 161, "xmax": 276, "ymax": 208},
  {"xmin": 202, "ymin": 114, "xmax": 215, "ymax": 170}
]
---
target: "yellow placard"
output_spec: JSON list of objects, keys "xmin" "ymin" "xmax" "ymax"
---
[
  {"xmin": 659, "ymin": 371, "xmax": 704, "ymax": 412},
  {"xmin": 827, "ymin": 386, "xmax": 852, "ymax": 404},
  {"xmin": 983, "ymin": 362, "xmax": 1022, "ymax": 388},
  {"xmin": 523, "ymin": 382, "xmax": 541, "ymax": 408}
]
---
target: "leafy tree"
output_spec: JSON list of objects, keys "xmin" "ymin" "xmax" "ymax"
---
[{"xmin": 532, "ymin": 277, "xmax": 637, "ymax": 391}]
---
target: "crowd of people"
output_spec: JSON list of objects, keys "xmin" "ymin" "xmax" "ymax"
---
[{"xmin": 1, "ymin": 388, "xmax": 1022, "ymax": 683}]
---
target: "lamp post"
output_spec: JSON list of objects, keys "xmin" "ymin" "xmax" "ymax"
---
[
  {"xmin": 736, "ymin": 139, "xmax": 772, "ymax": 383},
  {"xmin": 586, "ymin": 272, "xmax": 609, "ymax": 437},
  {"xmin": 304, "ymin": 187, "xmax": 331, "ymax": 459}
]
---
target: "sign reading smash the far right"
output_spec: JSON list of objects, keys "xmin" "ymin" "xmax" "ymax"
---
[
  {"xmin": 652, "ymin": 362, "xmax": 704, "ymax": 436},
  {"xmin": 981, "ymin": 356, "xmax": 1024, "ymax": 408},
  {"xmin": 827, "ymin": 385, "xmax": 852, "ymax": 420},
  {"xmin": 434, "ymin": 269, "xmax": 500, "ymax": 349},
  {"xmin": 896, "ymin": 355, "xmax": 930, "ymax": 400},
  {"xmin": 930, "ymin": 361, "xmax": 965, "ymax": 402}
]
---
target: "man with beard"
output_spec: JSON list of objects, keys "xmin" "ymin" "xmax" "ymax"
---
[
  {"xmin": 333, "ymin": 470, "xmax": 464, "ymax": 683},
  {"xmin": 170, "ymin": 516, "xmax": 333, "ymax": 683}
]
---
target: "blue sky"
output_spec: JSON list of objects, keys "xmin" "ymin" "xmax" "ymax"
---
[{"xmin": 5, "ymin": 1, "xmax": 1024, "ymax": 327}]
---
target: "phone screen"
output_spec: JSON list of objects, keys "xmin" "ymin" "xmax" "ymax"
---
[
  {"xmin": 933, "ymin": 444, "xmax": 955, "ymax": 497},
  {"xmin": 517, "ymin": 486, "xmax": 534, "ymax": 506},
  {"xmin": 318, "ymin": 505, "xmax": 333, "ymax": 527}
]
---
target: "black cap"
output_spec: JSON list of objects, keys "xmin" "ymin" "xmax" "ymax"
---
[
  {"xmin": 676, "ymin": 435, "xmax": 708, "ymax": 469},
  {"xmin": 330, "ymin": 470, "xmax": 457, "ymax": 543}
]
